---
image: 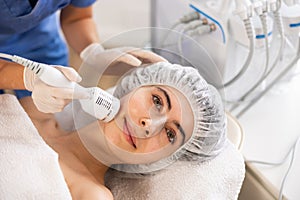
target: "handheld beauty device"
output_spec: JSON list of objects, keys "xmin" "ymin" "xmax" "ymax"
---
[{"xmin": 0, "ymin": 53, "xmax": 120, "ymax": 122}]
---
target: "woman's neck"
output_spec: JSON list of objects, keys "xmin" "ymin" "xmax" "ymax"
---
[
  {"xmin": 61, "ymin": 132, "xmax": 109, "ymax": 184},
  {"xmin": 19, "ymin": 97, "xmax": 109, "ymax": 184}
]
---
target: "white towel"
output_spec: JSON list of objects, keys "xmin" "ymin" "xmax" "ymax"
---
[
  {"xmin": 0, "ymin": 94, "xmax": 72, "ymax": 200},
  {"xmin": 105, "ymin": 140, "xmax": 245, "ymax": 200}
]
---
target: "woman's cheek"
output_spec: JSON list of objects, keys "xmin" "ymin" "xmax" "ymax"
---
[
  {"xmin": 140, "ymin": 137, "xmax": 166, "ymax": 153},
  {"xmin": 129, "ymin": 96, "xmax": 148, "ymax": 117}
]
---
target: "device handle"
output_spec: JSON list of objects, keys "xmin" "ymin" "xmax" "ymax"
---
[{"xmin": 37, "ymin": 64, "xmax": 77, "ymax": 88}]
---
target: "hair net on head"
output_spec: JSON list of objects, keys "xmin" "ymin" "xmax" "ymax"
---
[{"xmin": 112, "ymin": 62, "xmax": 227, "ymax": 173}]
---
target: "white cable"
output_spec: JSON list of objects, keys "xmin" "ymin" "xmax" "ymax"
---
[
  {"xmin": 234, "ymin": 0, "xmax": 253, "ymax": 20},
  {"xmin": 188, "ymin": 23, "xmax": 216, "ymax": 36},
  {"xmin": 217, "ymin": 0, "xmax": 255, "ymax": 90},
  {"xmin": 177, "ymin": 19, "xmax": 209, "ymax": 65},
  {"xmin": 220, "ymin": 18, "xmax": 255, "ymax": 88},
  {"xmin": 162, "ymin": 19, "xmax": 209, "ymax": 49},
  {"xmin": 278, "ymin": 136, "xmax": 299, "ymax": 200},
  {"xmin": 178, "ymin": 29, "xmax": 186, "ymax": 65},
  {"xmin": 1, "ymin": 54, "xmax": 76, "ymax": 87},
  {"xmin": 247, "ymin": 135, "xmax": 300, "ymax": 200},
  {"xmin": 230, "ymin": 0, "xmax": 285, "ymax": 113},
  {"xmin": 179, "ymin": 11, "xmax": 201, "ymax": 23},
  {"xmin": 247, "ymin": 137, "xmax": 299, "ymax": 166},
  {"xmin": 236, "ymin": 0, "xmax": 285, "ymax": 102},
  {"xmin": 261, "ymin": 8, "xmax": 285, "ymax": 80},
  {"xmin": 242, "ymin": 10, "xmax": 285, "ymax": 100},
  {"xmin": 231, "ymin": 12, "xmax": 270, "ymax": 107},
  {"xmin": 235, "ymin": 31, "xmax": 300, "ymax": 118},
  {"xmin": 160, "ymin": 21, "xmax": 182, "ymax": 48},
  {"xmin": 160, "ymin": 11, "xmax": 200, "ymax": 48},
  {"xmin": 0, "ymin": 53, "xmax": 13, "ymax": 60}
]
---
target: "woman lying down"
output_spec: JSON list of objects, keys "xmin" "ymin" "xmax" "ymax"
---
[{"xmin": 1, "ymin": 62, "xmax": 227, "ymax": 199}]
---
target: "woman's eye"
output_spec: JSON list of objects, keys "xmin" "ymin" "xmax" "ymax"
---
[
  {"xmin": 166, "ymin": 128, "xmax": 176, "ymax": 144},
  {"xmin": 152, "ymin": 95, "xmax": 163, "ymax": 111}
]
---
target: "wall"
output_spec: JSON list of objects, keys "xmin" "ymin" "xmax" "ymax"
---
[{"xmin": 92, "ymin": 0, "xmax": 151, "ymax": 48}]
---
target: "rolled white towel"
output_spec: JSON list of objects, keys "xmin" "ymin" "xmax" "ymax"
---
[
  {"xmin": 105, "ymin": 140, "xmax": 245, "ymax": 200},
  {"xmin": 0, "ymin": 94, "xmax": 72, "ymax": 200}
]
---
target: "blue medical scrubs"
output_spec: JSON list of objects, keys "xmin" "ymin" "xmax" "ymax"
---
[{"xmin": 0, "ymin": 0, "xmax": 96, "ymax": 99}]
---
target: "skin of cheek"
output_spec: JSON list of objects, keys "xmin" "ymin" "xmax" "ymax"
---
[
  {"xmin": 136, "ymin": 130, "xmax": 178, "ymax": 154},
  {"xmin": 127, "ymin": 89, "xmax": 150, "ymax": 125},
  {"xmin": 137, "ymin": 135, "xmax": 164, "ymax": 152}
]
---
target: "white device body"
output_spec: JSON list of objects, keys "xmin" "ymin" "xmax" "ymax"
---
[
  {"xmin": 79, "ymin": 87, "xmax": 120, "ymax": 122},
  {"xmin": 12, "ymin": 55, "xmax": 120, "ymax": 122}
]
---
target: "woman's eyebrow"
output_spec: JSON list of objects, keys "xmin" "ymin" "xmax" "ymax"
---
[
  {"xmin": 174, "ymin": 121, "xmax": 186, "ymax": 146},
  {"xmin": 156, "ymin": 87, "xmax": 171, "ymax": 110}
]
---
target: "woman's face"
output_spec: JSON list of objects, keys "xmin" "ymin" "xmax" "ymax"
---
[{"xmin": 103, "ymin": 85, "xmax": 194, "ymax": 159}]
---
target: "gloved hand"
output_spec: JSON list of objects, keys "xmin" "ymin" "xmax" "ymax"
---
[
  {"xmin": 24, "ymin": 65, "xmax": 90, "ymax": 113},
  {"xmin": 79, "ymin": 43, "xmax": 168, "ymax": 76}
]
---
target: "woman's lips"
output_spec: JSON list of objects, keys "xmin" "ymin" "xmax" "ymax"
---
[{"xmin": 123, "ymin": 119, "xmax": 137, "ymax": 149}]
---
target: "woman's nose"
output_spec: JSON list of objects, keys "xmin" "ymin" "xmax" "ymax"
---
[
  {"xmin": 140, "ymin": 117, "xmax": 151, "ymax": 127},
  {"xmin": 139, "ymin": 116, "xmax": 166, "ymax": 137},
  {"xmin": 139, "ymin": 118, "xmax": 152, "ymax": 137}
]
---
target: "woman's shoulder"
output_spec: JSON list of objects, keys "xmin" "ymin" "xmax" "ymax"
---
[
  {"xmin": 79, "ymin": 184, "xmax": 114, "ymax": 200},
  {"xmin": 56, "ymin": 152, "xmax": 112, "ymax": 199},
  {"xmin": 71, "ymin": 178, "xmax": 114, "ymax": 200},
  {"xmin": 62, "ymin": 159, "xmax": 113, "ymax": 200}
]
